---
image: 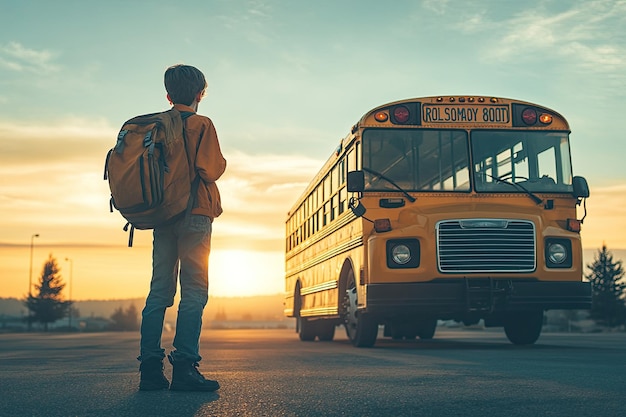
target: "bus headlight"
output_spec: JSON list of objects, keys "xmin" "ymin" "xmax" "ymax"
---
[
  {"xmin": 545, "ymin": 238, "xmax": 572, "ymax": 268},
  {"xmin": 392, "ymin": 245, "xmax": 411, "ymax": 264},
  {"xmin": 548, "ymin": 244, "xmax": 567, "ymax": 264},
  {"xmin": 387, "ymin": 239, "xmax": 420, "ymax": 268}
]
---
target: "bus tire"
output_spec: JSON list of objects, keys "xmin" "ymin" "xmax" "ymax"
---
[
  {"xmin": 504, "ymin": 311, "xmax": 543, "ymax": 345},
  {"xmin": 343, "ymin": 273, "xmax": 378, "ymax": 347},
  {"xmin": 298, "ymin": 317, "xmax": 316, "ymax": 341},
  {"xmin": 317, "ymin": 321, "xmax": 336, "ymax": 341},
  {"xmin": 417, "ymin": 319, "xmax": 437, "ymax": 340},
  {"xmin": 389, "ymin": 321, "xmax": 416, "ymax": 340},
  {"xmin": 351, "ymin": 313, "xmax": 378, "ymax": 347}
]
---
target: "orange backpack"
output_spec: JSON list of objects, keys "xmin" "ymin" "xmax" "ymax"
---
[{"xmin": 104, "ymin": 108, "xmax": 195, "ymax": 246}]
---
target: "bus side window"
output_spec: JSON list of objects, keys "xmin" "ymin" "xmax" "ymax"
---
[
  {"xmin": 338, "ymin": 187, "xmax": 346, "ymax": 214},
  {"xmin": 323, "ymin": 202, "xmax": 329, "ymax": 226},
  {"xmin": 339, "ymin": 158, "xmax": 346, "ymax": 185}
]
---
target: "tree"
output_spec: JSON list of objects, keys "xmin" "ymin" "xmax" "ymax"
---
[
  {"xmin": 24, "ymin": 254, "xmax": 71, "ymax": 331},
  {"xmin": 109, "ymin": 304, "xmax": 139, "ymax": 331},
  {"xmin": 585, "ymin": 244, "xmax": 626, "ymax": 328}
]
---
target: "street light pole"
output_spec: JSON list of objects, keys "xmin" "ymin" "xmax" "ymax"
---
[
  {"xmin": 28, "ymin": 233, "xmax": 39, "ymax": 331},
  {"xmin": 65, "ymin": 257, "xmax": 73, "ymax": 330},
  {"xmin": 29, "ymin": 234, "xmax": 39, "ymax": 297}
]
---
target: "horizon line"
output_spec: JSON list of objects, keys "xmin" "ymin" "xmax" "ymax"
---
[{"xmin": 0, "ymin": 293, "xmax": 285, "ymax": 302}]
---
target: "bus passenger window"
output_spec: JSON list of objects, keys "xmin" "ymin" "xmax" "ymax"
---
[
  {"xmin": 323, "ymin": 176, "xmax": 331, "ymax": 201},
  {"xmin": 323, "ymin": 202, "xmax": 329, "ymax": 226},
  {"xmin": 339, "ymin": 158, "xmax": 346, "ymax": 185},
  {"xmin": 338, "ymin": 188, "xmax": 346, "ymax": 214},
  {"xmin": 317, "ymin": 209, "xmax": 322, "ymax": 231}
]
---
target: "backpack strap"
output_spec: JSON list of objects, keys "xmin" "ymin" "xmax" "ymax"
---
[
  {"xmin": 180, "ymin": 110, "xmax": 198, "ymax": 216},
  {"xmin": 123, "ymin": 222, "xmax": 135, "ymax": 248}
]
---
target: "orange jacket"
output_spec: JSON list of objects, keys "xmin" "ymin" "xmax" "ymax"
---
[{"xmin": 173, "ymin": 104, "xmax": 226, "ymax": 220}]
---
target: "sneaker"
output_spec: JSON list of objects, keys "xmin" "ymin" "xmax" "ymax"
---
[
  {"xmin": 168, "ymin": 354, "xmax": 220, "ymax": 392},
  {"xmin": 139, "ymin": 358, "xmax": 169, "ymax": 391}
]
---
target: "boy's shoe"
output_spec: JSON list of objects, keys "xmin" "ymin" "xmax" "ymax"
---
[
  {"xmin": 139, "ymin": 358, "xmax": 170, "ymax": 391},
  {"xmin": 168, "ymin": 354, "xmax": 220, "ymax": 392}
]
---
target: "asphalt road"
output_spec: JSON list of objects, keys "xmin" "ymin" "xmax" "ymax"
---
[{"xmin": 0, "ymin": 327, "xmax": 624, "ymax": 417}]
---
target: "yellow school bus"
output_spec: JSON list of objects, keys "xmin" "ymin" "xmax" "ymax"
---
[{"xmin": 284, "ymin": 96, "xmax": 591, "ymax": 347}]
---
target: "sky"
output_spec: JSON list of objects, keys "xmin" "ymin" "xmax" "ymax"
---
[{"xmin": 1, "ymin": 0, "xmax": 625, "ymax": 301}]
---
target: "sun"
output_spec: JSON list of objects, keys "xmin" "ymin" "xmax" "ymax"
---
[{"xmin": 209, "ymin": 249, "xmax": 284, "ymax": 297}]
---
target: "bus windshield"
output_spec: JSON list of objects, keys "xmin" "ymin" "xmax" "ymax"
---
[
  {"xmin": 362, "ymin": 129, "xmax": 470, "ymax": 192},
  {"xmin": 472, "ymin": 130, "xmax": 573, "ymax": 193},
  {"xmin": 362, "ymin": 128, "xmax": 573, "ymax": 193}
]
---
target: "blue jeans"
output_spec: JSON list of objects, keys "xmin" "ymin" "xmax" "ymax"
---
[{"xmin": 139, "ymin": 214, "xmax": 212, "ymax": 363}]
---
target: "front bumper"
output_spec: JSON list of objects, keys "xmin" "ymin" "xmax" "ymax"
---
[{"xmin": 365, "ymin": 279, "xmax": 591, "ymax": 316}]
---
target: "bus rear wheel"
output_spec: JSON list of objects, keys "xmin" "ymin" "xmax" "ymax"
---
[
  {"xmin": 417, "ymin": 318, "xmax": 438, "ymax": 340},
  {"xmin": 504, "ymin": 310, "xmax": 544, "ymax": 345},
  {"xmin": 298, "ymin": 317, "xmax": 316, "ymax": 341},
  {"xmin": 298, "ymin": 317, "xmax": 336, "ymax": 341},
  {"xmin": 317, "ymin": 321, "xmax": 336, "ymax": 341},
  {"xmin": 343, "ymin": 274, "xmax": 378, "ymax": 347}
]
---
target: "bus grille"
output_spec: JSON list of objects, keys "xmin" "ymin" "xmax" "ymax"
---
[{"xmin": 436, "ymin": 219, "xmax": 536, "ymax": 273}]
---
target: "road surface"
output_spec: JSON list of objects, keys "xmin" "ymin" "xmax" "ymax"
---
[{"xmin": 0, "ymin": 327, "xmax": 624, "ymax": 416}]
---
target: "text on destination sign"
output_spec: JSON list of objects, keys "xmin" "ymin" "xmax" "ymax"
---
[{"xmin": 422, "ymin": 104, "xmax": 510, "ymax": 124}]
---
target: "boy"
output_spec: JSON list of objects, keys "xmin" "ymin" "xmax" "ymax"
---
[{"xmin": 138, "ymin": 64, "xmax": 226, "ymax": 392}]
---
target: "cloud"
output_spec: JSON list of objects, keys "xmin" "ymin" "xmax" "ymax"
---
[
  {"xmin": 216, "ymin": 0, "xmax": 274, "ymax": 46},
  {"xmin": 449, "ymin": 1, "xmax": 626, "ymax": 76},
  {"xmin": 215, "ymin": 150, "xmax": 323, "ymax": 250},
  {"xmin": 422, "ymin": 0, "xmax": 451, "ymax": 15},
  {"xmin": 0, "ymin": 41, "xmax": 60, "ymax": 73},
  {"xmin": 247, "ymin": 0, "xmax": 271, "ymax": 18},
  {"xmin": 0, "ymin": 118, "xmax": 324, "ymax": 254}
]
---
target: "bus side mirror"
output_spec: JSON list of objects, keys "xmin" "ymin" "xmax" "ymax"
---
[
  {"xmin": 350, "ymin": 200, "xmax": 367, "ymax": 217},
  {"xmin": 572, "ymin": 176, "xmax": 590, "ymax": 198},
  {"xmin": 347, "ymin": 170, "xmax": 365, "ymax": 192}
]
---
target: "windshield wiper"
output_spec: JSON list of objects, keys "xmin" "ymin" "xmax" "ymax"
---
[
  {"xmin": 362, "ymin": 167, "xmax": 416, "ymax": 202},
  {"xmin": 485, "ymin": 174, "xmax": 543, "ymax": 205}
]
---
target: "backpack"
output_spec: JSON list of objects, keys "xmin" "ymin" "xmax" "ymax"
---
[{"xmin": 104, "ymin": 108, "xmax": 196, "ymax": 246}]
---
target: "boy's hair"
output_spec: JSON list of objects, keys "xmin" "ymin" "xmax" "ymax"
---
[{"xmin": 164, "ymin": 64, "xmax": 207, "ymax": 106}]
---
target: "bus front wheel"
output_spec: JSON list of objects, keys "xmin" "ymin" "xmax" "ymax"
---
[
  {"xmin": 343, "ymin": 281, "xmax": 378, "ymax": 347},
  {"xmin": 504, "ymin": 311, "xmax": 544, "ymax": 345}
]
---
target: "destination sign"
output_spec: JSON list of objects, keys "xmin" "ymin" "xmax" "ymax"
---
[{"xmin": 422, "ymin": 104, "xmax": 510, "ymax": 124}]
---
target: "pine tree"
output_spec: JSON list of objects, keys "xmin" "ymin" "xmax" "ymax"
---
[
  {"xmin": 585, "ymin": 244, "xmax": 626, "ymax": 328},
  {"xmin": 109, "ymin": 304, "xmax": 139, "ymax": 331},
  {"xmin": 24, "ymin": 254, "xmax": 71, "ymax": 331}
]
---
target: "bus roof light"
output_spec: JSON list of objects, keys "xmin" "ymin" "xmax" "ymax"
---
[
  {"xmin": 392, "ymin": 106, "xmax": 410, "ymax": 124},
  {"xmin": 521, "ymin": 108, "xmax": 537, "ymax": 125},
  {"xmin": 374, "ymin": 111, "xmax": 388, "ymax": 122},
  {"xmin": 539, "ymin": 113, "xmax": 553, "ymax": 124},
  {"xmin": 374, "ymin": 218, "xmax": 392, "ymax": 233}
]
